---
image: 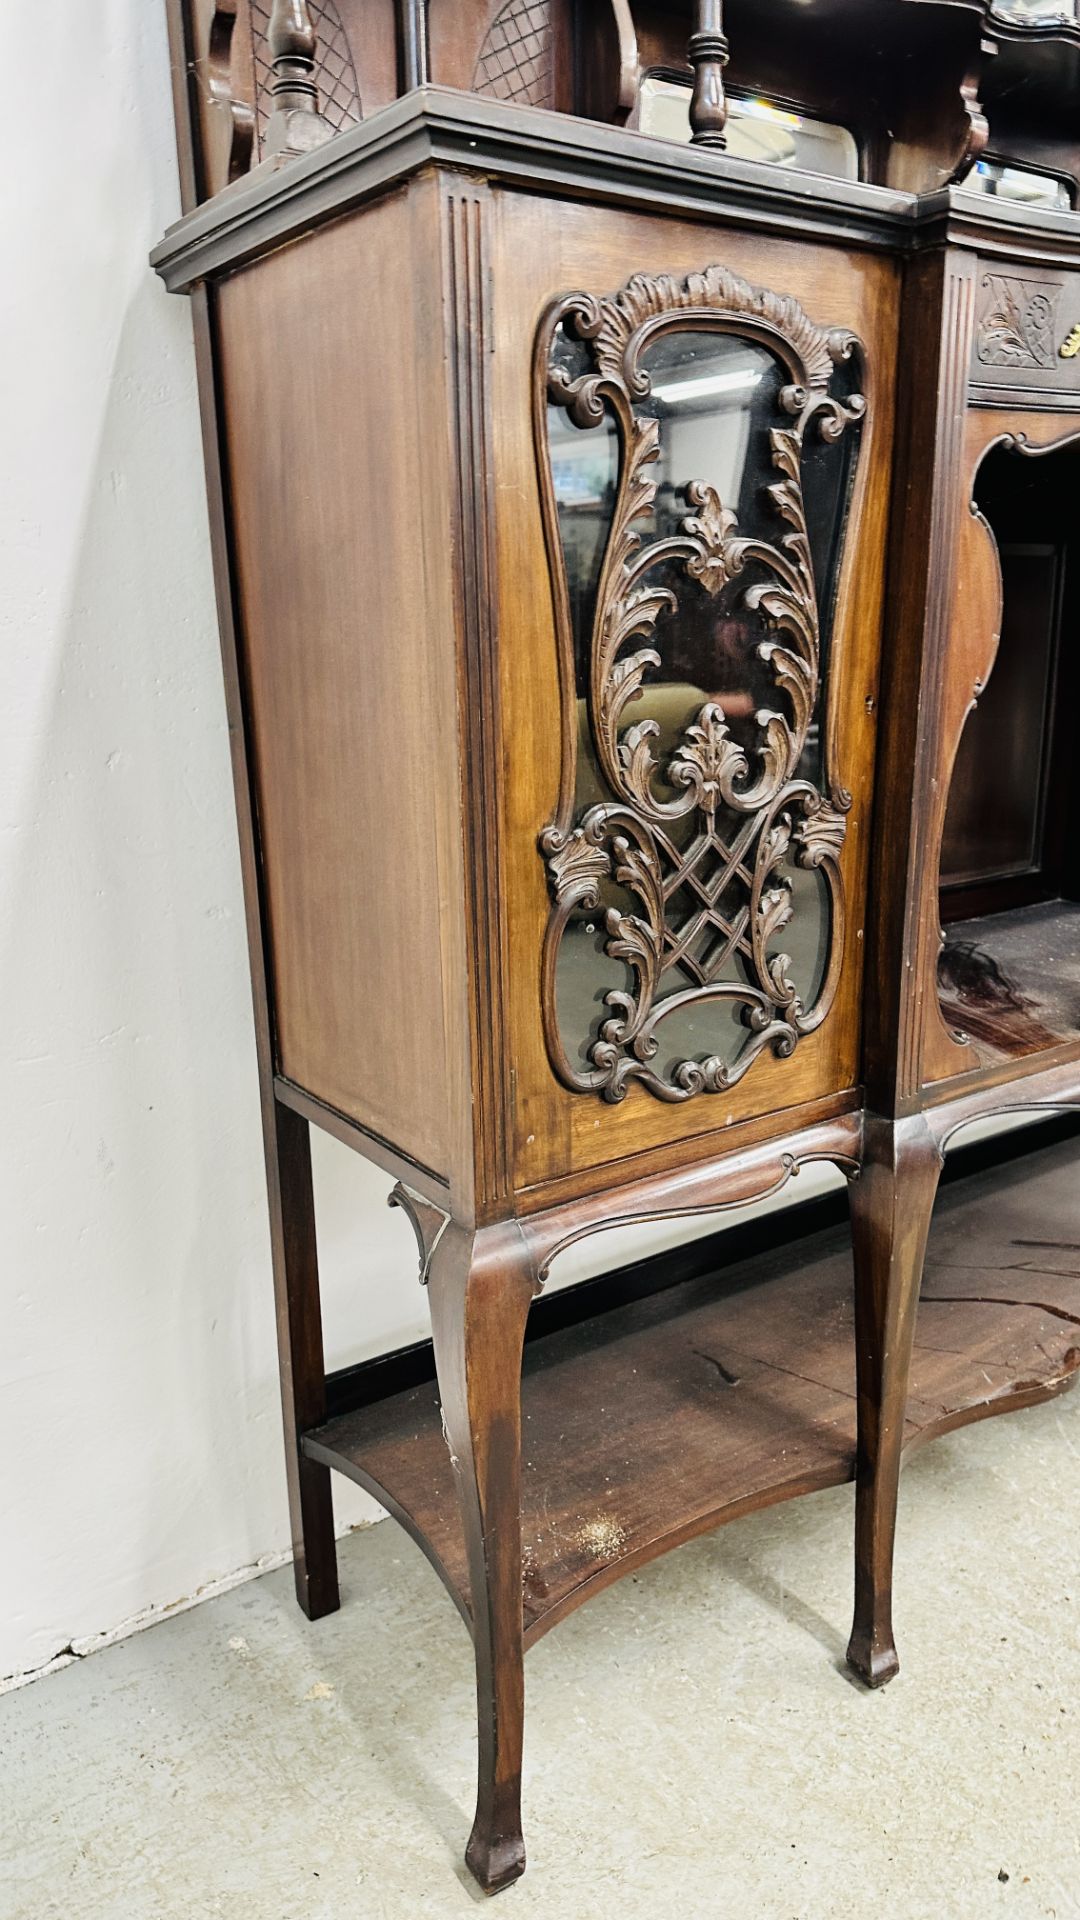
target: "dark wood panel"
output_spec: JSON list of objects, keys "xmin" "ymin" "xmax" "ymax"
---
[
  {"xmin": 305, "ymin": 1125, "xmax": 1080, "ymax": 1645},
  {"xmin": 215, "ymin": 182, "xmax": 471, "ymax": 1186},
  {"xmin": 922, "ymin": 406, "xmax": 1080, "ymax": 1092},
  {"xmin": 940, "ymin": 544, "xmax": 1060, "ymax": 895},
  {"xmin": 941, "ymin": 431, "xmax": 1080, "ymax": 914},
  {"xmin": 318, "ymin": 0, "xmax": 399, "ymax": 118},
  {"xmin": 970, "ymin": 260, "xmax": 1080, "ymax": 405},
  {"xmin": 916, "ymin": 403, "xmax": 1080, "ymax": 1092}
]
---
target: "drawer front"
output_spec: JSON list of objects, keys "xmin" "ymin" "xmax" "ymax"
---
[{"xmin": 971, "ymin": 264, "xmax": 1080, "ymax": 408}]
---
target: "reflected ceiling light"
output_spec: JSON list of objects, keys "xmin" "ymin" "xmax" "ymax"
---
[{"xmin": 651, "ymin": 369, "xmax": 764, "ymax": 404}]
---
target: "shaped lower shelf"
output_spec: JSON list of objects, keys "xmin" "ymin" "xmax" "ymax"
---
[
  {"xmin": 304, "ymin": 1129, "xmax": 1080, "ymax": 1646},
  {"xmin": 939, "ymin": 898, "xmax": 1080, "ymax": 1060}
]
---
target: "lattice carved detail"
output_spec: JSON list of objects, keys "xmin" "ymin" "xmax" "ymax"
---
[
  {"xmin": 249, "ymin": 0, "xmax": 361, "ymax": 146},
  {"xmin": 473, "ymin": 0, "xmax": 556, "ymax": 108},
  {"xmin": 535, "ymin": 266, "xmax": 867, "ymax": 1104}
]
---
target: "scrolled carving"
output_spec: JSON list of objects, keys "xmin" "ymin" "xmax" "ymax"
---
[
  {"xmin": 569, "ymin": 265, "xmax": 847, "ymax": 395},
  {"xmin": 194, "ymin": 0, "xmax": 256, "ymax": 195},
  {"xmin": 954, "ymin": 56, "xmax": 990, "ymax": 185},
  {"xmin": 535, "ymin": 266, "xmax": 867, "ymax": 1105},
  {"xmin": 977, "ymin": 273, "xmax": 1061, "ymax": 370},
  {"xmin": 530, "ymin": 1141, "xmax": 862, "ymax": 1288},
  {"xmin": 388, "ymin": 1183, "xmax": 450, "ymax": 1286}
]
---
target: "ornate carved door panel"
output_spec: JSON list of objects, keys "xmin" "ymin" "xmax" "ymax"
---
[
  {"xmin": 536, "ymin": 265, "xmax": 865, "ymax": 1106},
  {"xmin": 487, "ymin": 196, "xmax": 900, "ymax": 1199}
]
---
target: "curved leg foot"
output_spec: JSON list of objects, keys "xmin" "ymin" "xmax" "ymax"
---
[
  {"xmin": 847, "ymin": 1113, "xmax": 942, "ymax": 1689},
  {"xmin": 428, "ymin": 1219, "xmax": 537, "ymax": 1895},
  {"xmin": 465, "ymin": 1828, "xmax": 528, "ymax": 1898},
  {"xmin": 846, "ymin": 1624, "xmax": 901, "ymax": 1692}
]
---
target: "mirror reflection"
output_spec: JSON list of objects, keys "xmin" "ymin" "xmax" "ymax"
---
[{"xmin": 548, "ymin": 321, "xmax": 856, "ymax": 1080}]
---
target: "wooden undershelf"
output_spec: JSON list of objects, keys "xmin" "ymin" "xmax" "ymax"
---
[
  {"xmin": 940, "ymin": 897, "xmax": 1080, "ymax": 1060},
  {"xmin": 304, "ymin": 1130, "xmax": 1080, "ymax": 1647}
]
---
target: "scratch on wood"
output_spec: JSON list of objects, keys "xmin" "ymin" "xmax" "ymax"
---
[
  {"xmin": 693, "ymin": 1348, "xmax": 741, "ymax": 1387},
  {"xmin": 926, "ymin": 1294, "xmax": 1080, "ymax": 1331},
  {"xmin": 1008, "ymin": 1262, "xmax": 1080, "ymax": 1280},
  {"xmin": 1011, "ymin": 1240, "xmax": 1080, "ymax": 1253}
]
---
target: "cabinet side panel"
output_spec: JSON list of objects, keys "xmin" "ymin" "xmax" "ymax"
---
[{"xmin": 215, "ymin": 189, "xmax": 462, "ymax": 1178}]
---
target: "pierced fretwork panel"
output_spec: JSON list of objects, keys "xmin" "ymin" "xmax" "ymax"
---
[
  {"xmin": 536, "ymin": 267, "xmax": 867, "ymax": 1104},
  {"xmin": 473, "ymin": 0, "xmax": 556, "ymax": 109}
]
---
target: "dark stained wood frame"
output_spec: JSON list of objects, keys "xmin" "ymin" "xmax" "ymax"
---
[
  {"xmin": 154, "ymin": 51, "xmax": 1080, "ymax": 1894},
  {"xmin": 302, "ymin": 1112, "xmax": 1080, "ymax": 1647},
  {"xmin": 939, "ymin": 436, "xmax": 1080, "ymax": 921}
]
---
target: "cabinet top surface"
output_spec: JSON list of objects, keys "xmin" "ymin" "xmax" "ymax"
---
[{"xmin": 150, "ymin": 86, "xmax": 1080, "ymax": 295}]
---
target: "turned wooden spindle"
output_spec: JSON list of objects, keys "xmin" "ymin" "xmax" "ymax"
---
[
  {"xmin": 264, "ymin": 0, "xmax": 334, "ymax": 158},
  {"xmin": 398, "ymin": 0, "xmax": 431, "ymax": 93},
  {"xmin": 688, "ymin": 0, "xmax": 729, "ymax": 148}
]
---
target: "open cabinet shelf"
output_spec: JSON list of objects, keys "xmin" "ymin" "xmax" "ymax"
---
[
  {"xmin": 305, "ymin": 1125, "xmax": 1080, "ymax": 1647},
  {"xmin": 939, "ymin": 898, "xmax": 1080, "ymax": 1061},
  {"xmin": 938, "ymin": 432, "xmax": 1080, "ymax": 1070}
]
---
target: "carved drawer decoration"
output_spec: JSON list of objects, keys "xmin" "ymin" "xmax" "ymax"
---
[
  {"xmin": 534, "ymin": 266, "xmax": 867, "ymax": 1104},
  {"xmin": 971, "ymin": 268, "xmax": 1080, "ymax": 407}
]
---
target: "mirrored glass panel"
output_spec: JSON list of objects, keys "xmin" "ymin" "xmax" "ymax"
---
[
  {"xmin": 967, "ymin": 158, "xmax": 1071, "ymax": 213},
  {"xmin": 990, "ymin": 0, "xmax": 1078, "ymax": 24},
  {"xmin": 637, "ymin": 78, "xmax": 859, "ymax": 183}
]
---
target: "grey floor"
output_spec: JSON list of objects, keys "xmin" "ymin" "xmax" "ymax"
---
[{"xmin": 4, "ymin": 1394, "xmax": 1080, "ymax": 1920}]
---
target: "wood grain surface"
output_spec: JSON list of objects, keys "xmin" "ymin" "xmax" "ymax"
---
[{"xmin": 305, "ymin": 1126, "xmax": 1080, "ymax": 1646}]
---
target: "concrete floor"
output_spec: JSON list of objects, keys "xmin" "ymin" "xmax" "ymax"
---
[{"xmin": 4, "ymin": 1395, "xmax": 1079, "ymax": 1920}]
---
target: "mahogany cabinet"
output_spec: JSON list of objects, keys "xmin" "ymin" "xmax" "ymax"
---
[{"xmin": 155, "ymin": 0, "xmax": 1080, "ymax": 1891}]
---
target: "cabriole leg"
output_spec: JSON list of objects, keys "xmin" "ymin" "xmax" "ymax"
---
[
  {"xmin": 847, "ymin": 1112, "xmax": 943, "ymax": 1687},
  {"xmin": 427, "ymin": 1219, "xmax": 537, "ymax": 1894}
]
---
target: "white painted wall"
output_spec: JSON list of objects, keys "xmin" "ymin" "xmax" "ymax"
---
[
  {"xmin": 0, "ymin": 5, "xmax": 838, "ymax": 1689},
  {"xmin": 4, "ymin": 3, "xmax": 1028, "ymax": 1693},
  {"xmin": 1, "ymin": 2, "xmax": 432, "ymax": 1685}
]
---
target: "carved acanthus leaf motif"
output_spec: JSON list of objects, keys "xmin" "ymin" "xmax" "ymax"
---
[
  {"xmin": 668, "ymin": 704, "xmax": 749, "ymax": 809},
  {"xmin": 794, "ymin": 798, "xmax": 849, "ymax": 867},
  {"xmin": 977, "ymin": 274, "xmax": 1059, "ymax": 371},
  {"xmin": 545, "ymin": 824, "xmax": 610, "ymax": 908},
  {"xmin": 759, "ymin": 882, "xmax": 794, "ymax": 948},
  {"xmin": 585, "ymin": 266, "xmax": 853, "ymax": 395},
  {"xmin": 536, "ymin": 264, "xmax": 866, "ymax": 1103},
  {"xmin": 683, "ymin": 483, "xmax": 741, "ymax": 595}
]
